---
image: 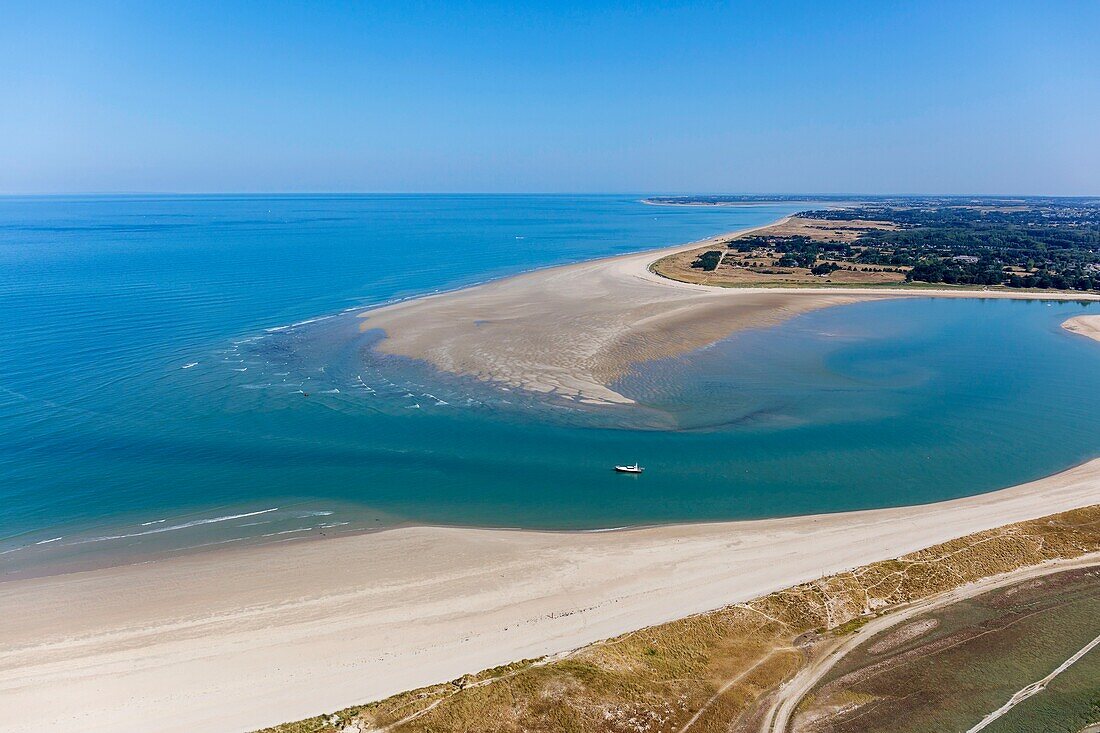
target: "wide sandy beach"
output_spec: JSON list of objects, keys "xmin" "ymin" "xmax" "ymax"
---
[
  {"xmin": 361, "ymin": 218, "xmax": 1100, "ymax": 404},
  {"xmin": 1, "ymin": 459, "xmax": 1098, "ymax": 733}
]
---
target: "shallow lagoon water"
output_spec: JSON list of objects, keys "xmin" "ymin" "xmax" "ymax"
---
[{"xmin": 1, "ymin": 195, "xmax": 1098, "ymax": 575}]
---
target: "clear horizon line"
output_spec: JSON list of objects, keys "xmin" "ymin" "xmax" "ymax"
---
[{"xmin": 1, "ymin": 190, "xmax": 1098, "ymax": 199}]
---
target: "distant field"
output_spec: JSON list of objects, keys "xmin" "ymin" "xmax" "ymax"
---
[
  {"xmin": 650, "ymin": 216, "xmax": 910, "ymax": 288},
  {"xmin": 794, "ymin": 567, "xmax": 1100, "ymax": 732}
]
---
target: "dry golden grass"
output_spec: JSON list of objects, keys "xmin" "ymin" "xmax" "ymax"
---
[
  {"xmin": 650, "ymin": 218, "xmax": 909, "ymax": 288},
  {"xmin": 758, "ymin": 217, "xmax": 898, "ymax": 242},
  {"xmin": 259, "ymin": 506, "xmax": 1100, "ymax": 733}
]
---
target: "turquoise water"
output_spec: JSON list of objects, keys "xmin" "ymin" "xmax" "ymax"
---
[{"xmin": 1, "ymin": 195, "xmax": 1098, "ymax": 577}]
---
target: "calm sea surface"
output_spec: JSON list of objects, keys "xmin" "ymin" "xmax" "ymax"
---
[{"xmin": 2, "ymin": 195, "xmax": 1098, "ymax": 576}]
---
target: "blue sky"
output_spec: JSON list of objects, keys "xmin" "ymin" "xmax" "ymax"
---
[{"xmin": 2, "ymin": 1, "xmax": 1098, "ymax": 194}]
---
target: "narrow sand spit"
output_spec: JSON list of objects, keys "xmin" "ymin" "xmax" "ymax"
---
[
  {"xmin": 1063, "ymin": 314, "xmax": 1100, "ymax": 342},
  {"xmin": 361, "ymin": 220, "xmax": 879, "ymax": 405},
  {"xmin": 1, "ymin": 461, "xmax": 1098, "ymax": 733},
  {"xmin": 361, "ymin": 219, "xmax": 1100, "ymax": 404}
]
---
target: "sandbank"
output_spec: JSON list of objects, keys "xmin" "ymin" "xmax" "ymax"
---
[
  {"xmin": 361, "ymin": 218, "xmax": 1100, "ymax": 404},
  {"xmin": 1063, "ymin": 314, "xmax": 1100, "ymax": 342}
]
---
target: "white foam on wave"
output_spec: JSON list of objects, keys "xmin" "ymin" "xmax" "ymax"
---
[
  {"xmin": 261, "ymin": 527, "xmax": 314, "ymax": 538},
  {"xmin": 290, "ymin": 314, "xmax": 335, "ymax": 328},
  {"xmin": 181, "ymin": 362, "xmax": 198, "ymax": 369},
  {"xmin": 265, "ymin": 314, "xmax": 337, "ymax": 334},
  {"xmin": 35, "ymin": 536, "xmax": 63, "ymax": 545},
  {"xmin": 141, "ymin": 518, "xmax": 168, "ymax": 526},
  {"xmin": 179, "ymin": 536, "xmax": 250, "ymax": 551},
  {"xmin": 297, "ymin": 510, "xmax": 334, "ymax": 517},
  {"xmin": 74, "ymin": 508, "xmax": 280, "ymax": 544}
]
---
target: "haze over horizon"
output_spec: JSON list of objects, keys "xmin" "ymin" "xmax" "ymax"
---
[{"xmin": 3, "ymin": 1, "xmax": 1098, "ymax": 195}]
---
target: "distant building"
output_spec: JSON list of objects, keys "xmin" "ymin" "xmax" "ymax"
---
[{"xmin": 952, "ymin": 255, "xmax": 980, "ymax": 264}]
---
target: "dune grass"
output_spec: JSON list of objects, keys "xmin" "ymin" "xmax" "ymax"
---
[{"xmin": 259, "ymin": 505, "xmax": 1100, "ymax": 733}]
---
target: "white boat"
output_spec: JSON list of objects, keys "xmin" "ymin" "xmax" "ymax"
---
[{"xmin": 614, "ymin": 463, "xmax": 644, "ymax": 474}]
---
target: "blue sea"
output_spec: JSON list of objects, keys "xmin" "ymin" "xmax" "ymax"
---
[{"xmin": 2, "ymin": 194, "xmax": 1099, "ymax": 577}]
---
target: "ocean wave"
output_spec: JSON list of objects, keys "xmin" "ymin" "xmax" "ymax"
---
[
  {"xmin": 264, "ymin": 314, "xmax": 336, "ymax": 333},
  {"xmin": 260, "ymin": 527, "xmax": 314, "ymax": 538},
  {"xmin": 73, "ymin": 508, "xmax": 280, "ymax": 545}
]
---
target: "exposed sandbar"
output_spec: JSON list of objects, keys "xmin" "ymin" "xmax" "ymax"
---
[
  {"xmin": 1, "ymin": 459, "xmax": 1098, "ymax": 733},
  {"xmin": 1063, "ymin": 314, "xmax": 1100, "ymax": 342},
  {"xmin": 361, "ymin": 219, "xmax": 1100, "ymax": 404},
  {"xmin": 361, "ymin": 221, "xmax": 881, "ymax": 404}
]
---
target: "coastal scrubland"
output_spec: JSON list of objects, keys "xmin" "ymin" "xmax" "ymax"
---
[
  {"xmin": 651, "ymin": 198, "xmax": 1100, "ymax": 293},
  {"xmin": 258, "ymin": 505, "xmax": 1100, "ymax": 733},
  {"xmin": 649, "ymin": 216, "xmax": 908, "ymax": 287}
]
